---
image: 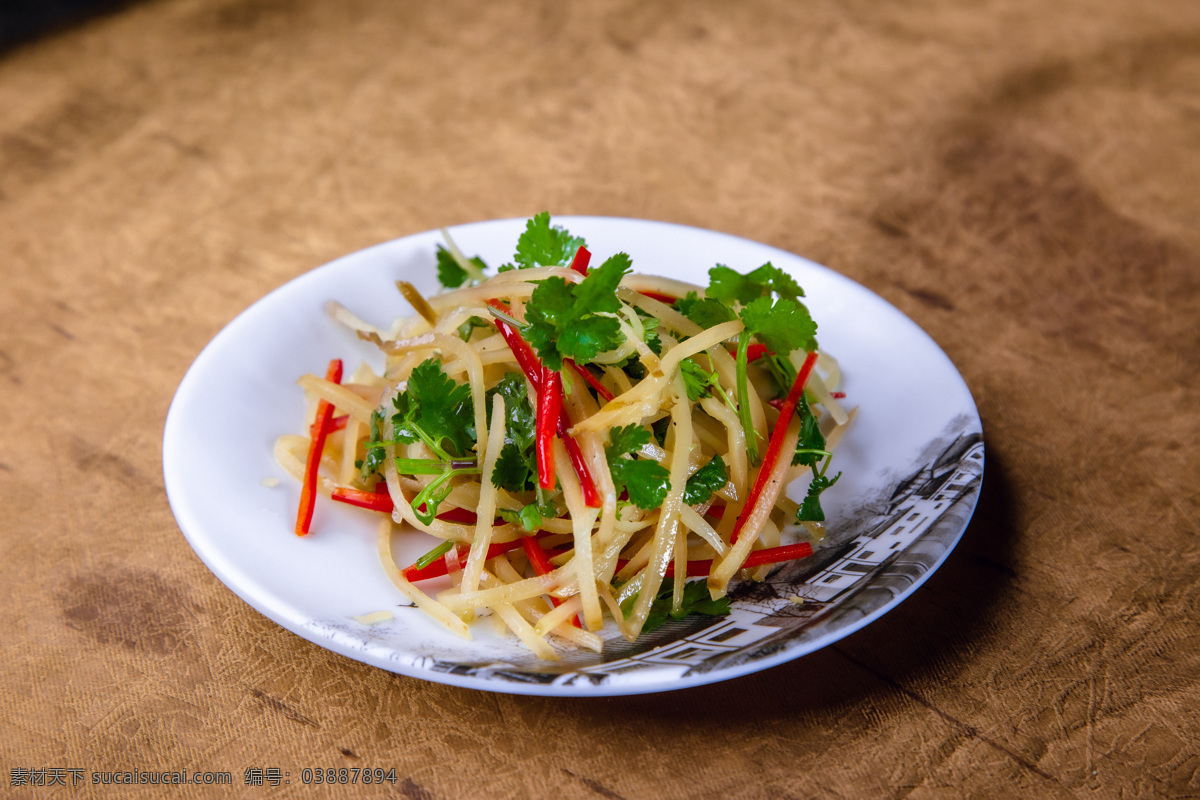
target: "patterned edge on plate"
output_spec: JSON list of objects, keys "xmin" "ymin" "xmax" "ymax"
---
[{"xmin": 377, "ymin": 422, "xmax": 984, "ymax": 689}]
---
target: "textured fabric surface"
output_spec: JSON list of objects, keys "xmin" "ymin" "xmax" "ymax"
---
[{"xmin": 1, "ymin": 0, "xmax": 1198, "ymax": 797}]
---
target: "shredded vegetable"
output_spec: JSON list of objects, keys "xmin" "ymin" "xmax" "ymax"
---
[{"xmin": 279, "ymin": 214, "xmax": 854, "ymax": 657}]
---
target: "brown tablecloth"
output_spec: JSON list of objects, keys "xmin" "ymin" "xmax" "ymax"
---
[{"xmin": 3, "ymin": 1, "xmax": 1198, "ymax": 797}]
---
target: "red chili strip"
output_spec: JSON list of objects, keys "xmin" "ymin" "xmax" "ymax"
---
[
  {"xmin": 487, "ymin": 300, "xmax": 544, "ymax": 388},
  {"xmin": 486, "ymin": 300, "xmax": 602, "ymax": 507},
  {"xmin": 832, "ymin": 392, "xmax": 846, "ymax": 399},
  {"xmin": 331, "ymin": 486, "xmax": 392, "ymax": 512},
  {"xmin": 330, "ymin": 488, "xmax": 486, "ymax": 528},
  {"xmin": 432, "ymin": 506, "xmax": 478, "ymax": 525},
  {"xmin": 746, "ymin": 343, "xmax": 770, "ymax": 362},
  {"xmin": 536, "ymin": 367, "xmax": 562, "ymax": 491},
  {"xmin": 295, "ymin": 359, "xmax": 344, "ymax": 536},
  {"xmin": 569, "ymin": 245, "xmax": 591, "ymax": 276},
  {"xmin": 329, "ymin": 414, "xmax": 349, "ymax": 432},
  {"xmin": 402, "ymin": 540, "xmax": 525, "ymax": 582},
  {"xmin": 555, "ymin": 414, "xmax": 603, "ymax": 508},
  {"xmin": 673, "ymin": 542, "xmax": 814, "ymax": 576},
  {"xmin": 638, "ymin": 290, "xmax": 677, "ymax": 304},
  {"xmin": 521, "ymin": 535, "xmax": 580, "ymax": 627},
  {"xmin": 614, "ymin": 542, "xmax": 814, "ymax": 578},
  {"xmin": 729, "ymin": 351, "xmax": 819, "ymax": 544},
  {"xmin": 565, "ymin": 359, "xmax": 614, "ymax": 402}
]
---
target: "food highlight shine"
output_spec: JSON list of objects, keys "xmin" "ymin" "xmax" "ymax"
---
[{"xmin": 275, "ymin": 214, "xmax": 854, "ymax": 660}]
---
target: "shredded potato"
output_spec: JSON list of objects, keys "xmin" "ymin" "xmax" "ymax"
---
[{"xmin": 277, "ymin": 217, "xmax": 854, "ymax": 658}]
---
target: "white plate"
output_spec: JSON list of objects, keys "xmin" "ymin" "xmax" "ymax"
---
[{"xmin": 163, "ymin": 216, "xmax": 983, "ymax": 697}]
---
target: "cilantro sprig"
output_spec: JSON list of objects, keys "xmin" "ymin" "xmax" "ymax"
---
[
  {"xmin": 797, "ymin": 470, "xmax": 841, "ymax": 523},
  {"xmin": 366, "ymin": 357, "xmax": 480, "ymax": 525},
  {"xmin": 677, "ymin": 264, "xmax": 818, "ymax": 465},
  {"xmin": 793, "ymin": 393, "xmax": 841, "ymax": 523},
  {"xmin": 524, "ymin": 252, "xmax": 631, "ymax": 371},
  {"xmin": 606, "ymin": 424, "xmax": 671, "ymax": 511},
  {"xmin": 436, "ymin": 244, "xmax": 487, "ymax": 290},
  {"xmin": 487, "ymin": 372, "xmax": 538, "ymax": 494},
  {"xmin": 500, "ymin": 212, "xmax": 587, "ymax": 271},
  {"xmin": 391, "ymin": 358, "xmax": 476, "ymax": 460}
]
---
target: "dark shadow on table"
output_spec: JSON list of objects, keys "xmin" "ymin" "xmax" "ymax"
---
[{"xmin": 0, "ymin": 0, "xmax": 143, "ymax": 55}]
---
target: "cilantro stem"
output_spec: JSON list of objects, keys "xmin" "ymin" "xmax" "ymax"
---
[
  {"xmin": 735, "ymin": 332, "xmax": 761, "ymax": 465},
  {"xmin": 394, "ymin": 457, "xmax": 460, "ymax": 475},
  {"xmin": 410, "ymin": 426, "xmax": 456, "ymax": 463},
  {"xmin": 440, "ymin": 228, "xmax": 486, "ymax": 284},
  {"xmin": 411, "ymin": 467, "xmax": 479, "ymax": 526},
  {"xmin": 486, "ymin": 305, "xmax": 528, "ymax": 330},
  {"xmin": 414, "ymin": 540, "xmax": 453, "ymax": 568}
]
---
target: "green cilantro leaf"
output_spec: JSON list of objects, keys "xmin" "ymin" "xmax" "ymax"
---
[
  {"xmin": 607, "ymin": 423, "xmax": 651, "ymax": 456},
  {"xmin": 524, "ymin": 253, "xmax": 630, "ymax": 370},
  {"xmin": 487, "ymin": 372, "xmax": 536, "ymax": 449},
  {"xmin": 739, "ymin": 296, "xmax": 817, "ymax": 355},
  {"xmin": 512, "ymin": 212, "xmax": 586, "ymax": 269},
  {"xmin": 707, "ymin": 263, "xmax": 805, "ymax": 305},
  {"xmin": 624, "ymin": 579, "xmax": 732, "ymax": 632},
  {"xmin": 680, "ymin": 359, "xmax": 713, "ymax": 401},
  {"xmin": 733, "ymin": 298, "xmax": 816, "ymax": 465},
  {"xmin": 498, "ymin": 504, "xmax": 543, "ymax": 532},
  {"xmin": 359, "ymin": 409, "xmax": 386, "ymax": 481},
  {"xmin": 791, "ymin": 394, "xmax": 827, "ymax": 468},
  {"xmin": 491, "ymin": 442, "xmax": 536, "ymax": 493},
  {"xmin": 457, "ymin": 315, "xmax": 490, "ymax": 342},
  {"xmin": 571, "ymin": 252, "xmax": 627, "ymax": 313},
  {"xmin": 675, "ymin": 292, "xmax": 737, "ymax": 329},
  {"xmin": 436, "ymin": 245, "xmax": 488, "ymax": 289},
  {"xmin": 487, "ymin": 372, "xmax": 538, "ymax": 493},
  {"xmin": 392, "ymin": 357, "xmax": 476, "ymax": 459},
  {"xmin": 639, "ymin": 312, "xmax": 663, "ymax": 356},
  {"xmin": 611, "ymin": 459, "xmax": 673, "ymax": 511},
  {"xmin": 683, "ymin": 455, "xmax": 728, "ymax": 506},
  {"xmin": 606, "ymin": 424, "xmax": 670, "ymax": 510},
  {"xmin": 796, "ymin": 471, "xmax": 841, "ymax": 522}
]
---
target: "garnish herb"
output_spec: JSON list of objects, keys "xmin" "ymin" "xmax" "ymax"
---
[
  {"xmin": 436, "ymin": 243, "xmax": 487, "ymax": 289},
  {"xmin": 792, "ymin": 393, "xmax": 841, "ymax": 523},
  {"xmin": 678, "ymin": 266, "xmax": 817, "ymax": 465},
  {"xmin": 487, "ymin": 372, "xmax": 538, "ymax": 493},
  {"xmin": 456, "ymin": 315, "xmax": 490, "ymax": 342},
  {"xmin": 359, "ymin": 409, "xmax": 386, "ymax": 481},
  {"xmin": 682, "ymin": 455, "xmax": 728, "ymax": 506},
  {"xmin": 369, "ymin": 357, "xmax": 480, "ymax": 525},
  {"xmin": 796, "ymin": 471, "xmax": 841, "ymax": 523},
  {"xmin": 523, "ymin": 253, "xmax": 631, "ymax": 371},
  {"xmin": 622, "ymin": 579, "xmax": 732, "ymax": 632},
  {"xmin": 605, "ymin": 424, "xmax": 671, "ymax": 511},
  {"xmin": 498, "ymin": 504, "xmax": 544, "ymax": 533},
  {"xmin": 502, "ymin": 211, "xmax": 587, "ymax": 271}
]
